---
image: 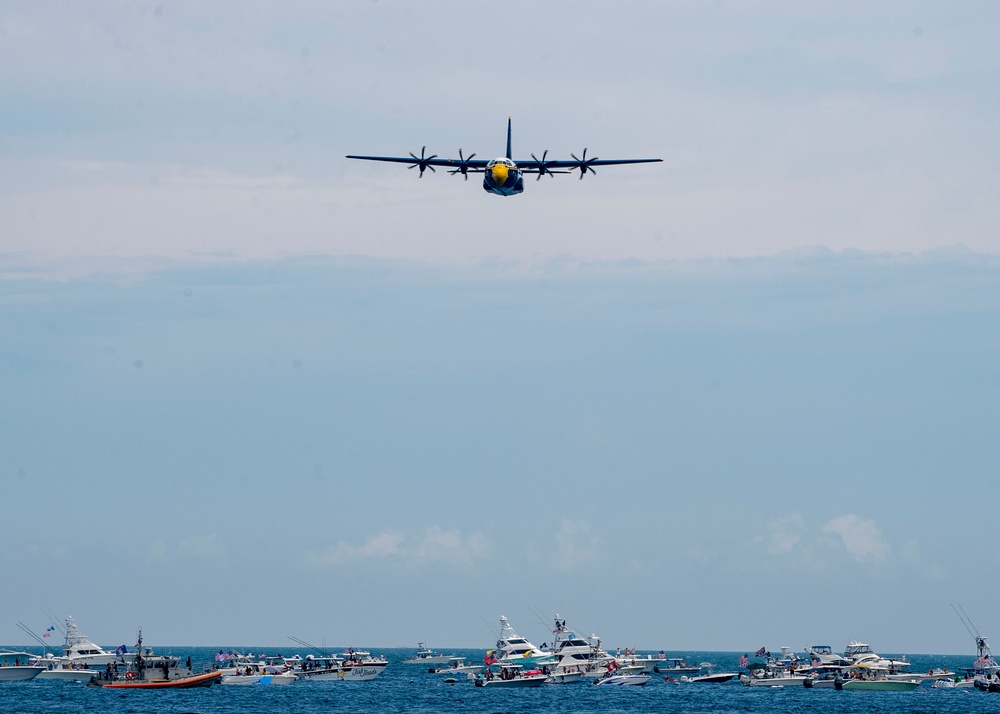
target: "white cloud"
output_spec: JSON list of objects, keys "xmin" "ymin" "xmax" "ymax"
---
[
  {"xmin": 765, "ymin": 513, "xmax": 807, "ymax": 556},
  {"xmin": 177, "ymin": 533, "xmax": 228, "ymax": 560},
  {"xmin": 823, "ymin": 514, "xmax": 891, "ymax": 562},
  {"xmin": 302, "ymin": 527, "xmax": 489, "ymax": 568},
  {"xmin": 552, "ymin": 519, "xmax": 603, "ymax": 571}
]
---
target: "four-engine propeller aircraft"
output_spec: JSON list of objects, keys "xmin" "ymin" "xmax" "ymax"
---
[{"xmin": 347, "ymin": 118, "xmax": 662, "ymax": 196}]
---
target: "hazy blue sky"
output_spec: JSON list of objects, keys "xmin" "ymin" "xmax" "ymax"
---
[{"xmin": 2, "ymin": 1, "xmax": 999, "ymax": 655}]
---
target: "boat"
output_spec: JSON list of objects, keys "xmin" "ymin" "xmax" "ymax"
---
[
  {"xmin": 30, "ymin": 655, "xmax": 103, "ymax": 682},
  {"xmin": 933, "ymin": 676, "xmax": 975, "ymax": 689},
  {"xmin": 740, "ymin": 647, "xmax": 809, "ymax": 687},
  {"xmin": 494, "ymin": 615, "xmax": 556, "ymax": 667},
  {"xmin": 594, "ymin": 672, "xmax": 651, "ymax": 686},
  {"xmin": 219, "ymin": 655, "xmax": 297, "ymax": 685},
  {"xmin": 842, "ymin": 641, "xmax": 913, "ymax": 677},
  {"xmin": 836, "ymin": 671, "xmax": 921, "ymax": 691},
  {"xmin": 403, "ymin": 643, "xmax": 454, "ymax": 666},
  {"xmin": 804, "ymin": 645, "xmax": 851, "ymax": 667},
  {"xmin": 474, "ymin": 663, "xmax": 548, "ymax": 687},
  {"xmin": 681, "ymin": 668, "xmax": 738, "ymax": 683},
  {"xmin": 94, "ymin": 670, "xmax": 222, "ymax": 689},
  {"xmin": 55, "ymin": 616, "xmax": 121, "ymax": 667},
  {"xmin": 293, "ymin": 650, "xmax": 388, "ymax": 681},
  {"xmin": 431, "ymin": 657, "xmax": 483, "ymax": 677},
  {"xmin": 546, "ymin": 614, "xmax": 615, "ymax": 681},
  {"xmin": 548, "ymin": 669, "xmax": 584, "ymax": 684},
  {"xmin": 0, "ymin": 651, "xmax": 45, "ymax": 681},
  {"xmin": 653, "ymin": 657, "xmax": 701, "ymax": 676}
]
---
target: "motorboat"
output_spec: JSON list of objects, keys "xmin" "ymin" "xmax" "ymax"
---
[
  {"xmin": 594, "ymin": 672, "xmax": 651, "ymax": 685},
  {"xmin": 0, "ymin": 651, "xmax": 45, "ymax": 681},
  {"xmin": 219, "ymin": 655, "xmax": 297, "ymax": 685},
  {"xmin": 804, "ymin": 645, "xmax": 851, "ymax": 667},
  {"xmin": 431, "ymin": 657, "xmax": 483, "ymax": 676},
  {"xmin": 933, "ymin": 676, "xmax": 975, "ymax": 689},
  {"xmin": 495, "ymin": 615, "xmax": 556, "ymax": 667},
  {"xmin": 474, "ymin": 663, "xmax": 548, "ymax": 687},
  {"xmin": 403, "ymin": 643, "xmax": 454, "ymax": 666},
  {"xmin": 740, "ymin": 647, "xmax": 809, "ymax": 687},
  {"xmin": 836, "ymin": 669, "xmax": 921, "ymax": 691},
  {"xmin": 653, "ymin": 657, "xmax": 701, "ymax": 676},
  {"xmin": 681, "ymin": 666, "xmax": 738, "ymax": 683},
  {"xmin": 293, "ymin": 650, "xmax": 387, "ymax": 681},
  {"xmin": 30, "ymin": 654, "xmax": 102, "ymax": 682}
]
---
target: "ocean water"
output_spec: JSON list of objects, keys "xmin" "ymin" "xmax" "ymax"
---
[{"xmin": 1, "ymin": 648, "xmax": 988, "ymax": 714}]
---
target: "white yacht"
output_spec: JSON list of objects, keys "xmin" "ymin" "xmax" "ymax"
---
[
  {"xmin": 59, "ymin": 616, "xmax": 120, "ymax": 667},
  {"xmin": 495, "ymin": 616, "xmax": 556, "ymax": 667},
  {"xmin": 403, "ymin": 643, "xmax": 454, "ymax": 666},
  {"xmin": 843, "ymin": 641, "xmax": 914, "ymax": 679},
  {"xmin": 547, "ymin": 614, "xmax": 615, "ymax": 680}
]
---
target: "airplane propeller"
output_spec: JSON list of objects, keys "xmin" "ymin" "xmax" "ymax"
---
[
  {"xmin": 570, "ymin": 148, "xmax": 599, "ymax": 179},
  {"xmin": 531, "ymin": 150, "xmax": 557, "ymax": 180},
  {"xmin": 448, "ymin": 149, "xmax": 476, "ymax": 180},
  {"xmin": 408, "ymin": 146, "xmax": 437, "ymax": 177}
]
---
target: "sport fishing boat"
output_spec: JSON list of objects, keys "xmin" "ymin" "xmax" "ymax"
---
[
  {"xmin": 547, "ymin": 614, "xmax": 614, "ymax": 680},
  {"xmin": 495, "ymin": 616, "xmax": 556, "ymax": 668},
  {"xmin": 293, "ymin": 650, "xmax": 387, "ymax": 681}
]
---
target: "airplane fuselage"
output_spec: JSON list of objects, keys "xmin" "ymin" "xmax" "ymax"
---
[{"xmin": 483, "ymin": 157, "xmax": 523, "ymax": 196}]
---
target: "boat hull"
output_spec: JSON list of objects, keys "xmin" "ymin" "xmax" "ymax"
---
[
  {"xmin": 298, "ymin": 664, "xmax": 386, "ymax": 681},
  {"xmin": 838, "ymin": 679, "xmax": 920, "ymax": 691},
  {"xmin": 594, "ymin": 674, "xmax": 651, "ymax": 686},
  {"xmin": 0, "ymin": 667, "xmax": 45, "ymax": 682},
  {"xmin": 97, "ymin": 670, "xmax": 222, "ymax": 689},
  {"xmin": 740, "ymin": 674, "xmax": 808, "ymax": 687},
  {"xmin": 475, "ymin": 674, "xmax": 548, "ymax": 687},
  {"xmin": 221, "ymin": 673, "xmax": 297, "ymax": 685},
  {"xmin": 683, "ymin": 672, "xmax": 738, "ymax": 683},
  {"xmin": 36, "ymin": 668, "xmax": 100, "ymax": 682}
]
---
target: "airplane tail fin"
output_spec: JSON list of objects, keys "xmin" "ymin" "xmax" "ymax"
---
[{"xmin": 506, "ymin": 117, "xmax": 512, "ymax": 160}]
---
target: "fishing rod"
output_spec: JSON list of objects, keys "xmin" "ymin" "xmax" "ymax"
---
[
  {"xmin": 287, "ymin": 635, "xmax": 334, "ymax": 658},
  {"xmin": 17, "ymin": 622, "xmax": 55, "ymax": 655}
]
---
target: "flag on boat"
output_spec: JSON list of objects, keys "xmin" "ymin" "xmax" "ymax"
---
[
  {"xmin": 812, "ymin": 659, "xmax": 821, "ymax": 667},
  {"xmin": 523, "ymin": 651, "xmax": 532, "ymax": 658},
  {"xmin": 484, "ymin": 650, "xmax": 497, "ymax": 665},
  {"xmin": 606, "ymin": 659, "xmax": 619, "ymax": 672},
  {"xmin": 739, "ymin": 655, "xmax": 749, "ymax": 667},
  {"xmin": 754, "ymin": 647, "xmax": 766, "ymax": 657},
  {"xmin": 115, "ymin": 645, "xmax": 128, "ymax": 656}
]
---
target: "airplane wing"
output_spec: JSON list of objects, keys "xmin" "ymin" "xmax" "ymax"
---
[
  {"xmin": 346, "ymin": 149, "xmax": 488, "ymax": 176},
  {"xmin": 516, "ymin": 150, "xmax": 662, "ymax": 178}
]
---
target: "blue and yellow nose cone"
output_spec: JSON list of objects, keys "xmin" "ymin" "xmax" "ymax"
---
[{"xmin": 491, "ymin": 164, "xmax": 509, "ymax": 185}]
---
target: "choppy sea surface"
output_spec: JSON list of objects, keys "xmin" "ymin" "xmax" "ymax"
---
[{"xmin": 1, "ymin": 648, "xmax": 989, "ymax": 714}]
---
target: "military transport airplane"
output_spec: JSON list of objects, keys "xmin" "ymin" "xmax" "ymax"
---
[{"xmin": 347, "ymin": 118, "xmax": 662, "ymax": 197}]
